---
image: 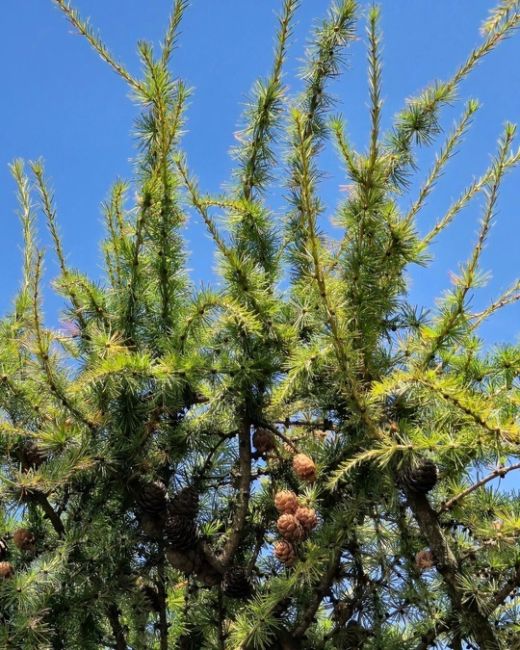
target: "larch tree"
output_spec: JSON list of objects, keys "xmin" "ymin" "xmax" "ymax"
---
[{"xmin": 1, "ymin": 1, "xmax": 520, "ymax": 649}]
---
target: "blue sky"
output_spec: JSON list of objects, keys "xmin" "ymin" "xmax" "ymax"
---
[{"xmin": 0, "ymin": 0, "xmax": 519, "ymax": 348}]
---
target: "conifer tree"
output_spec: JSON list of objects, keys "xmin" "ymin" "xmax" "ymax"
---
[{"xmin": 1, "ymin": 1, "xmax": 520, "ymax": 648}]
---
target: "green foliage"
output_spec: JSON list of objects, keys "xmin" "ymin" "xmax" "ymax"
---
[{"xmin": 1, "ymin": 1, "xmax": 520, "ymax": 649}]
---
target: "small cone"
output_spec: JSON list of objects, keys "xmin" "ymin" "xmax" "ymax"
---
[
  {"xmin": 274, "ymin": 539, "xmax": 296, "ymax": 567},
  {"xmin": 165, "ymin": 514, "xmax": 197, "ymax": 551},
  {"xmin": 274, "ymin": 490, "xmax": 299, "ymax": 514},
  {"xmin": 0, "ymin": 561, "xmax": 13, "ymax": 579},
  {"xmin": 292, "ymin": 454, "xmax": 317, "ymax": 482},
  {"xmin": 253, "ymin": 428, "xmax": 276, "ymax": 455},
  {"xmin": 0, "ymin": 539, "xmax": 7, "ymax": 560},
  {"xmin": 295, "ymin": 506, "xmax": 318, "ymax": 532},
  {"xmin": 169, "ymin": 486, "xmax": 199, "ymax": 518},
  {"xmin": 13, "ymin": 528, "xmax": 36, "ymax": 552},
  {"xmin": 415, "ymin": 549, "xmax": 435, "ymax": 570},
  {"xmin": 222, "ymin": 567, "xmax": 252, "ymax": 600},
  {"xmin": 277, "ymin": 513, "xmax": 305, "ymax": 542},
  {"xmin": 401, "ymin": 459, "xmax": 438, "ymax": 494}
]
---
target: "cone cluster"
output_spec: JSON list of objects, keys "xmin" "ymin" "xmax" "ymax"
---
[
  {"xmin": 132, "ymin": 478, "xmax": 201, "ymax": 555},
  {"xmin": 272, "ymin": 489, "xmax": 318, "ymax": 567},
  {"xmin": 165, "ymin": 485, "xmax": 200, "ymax": 551}
]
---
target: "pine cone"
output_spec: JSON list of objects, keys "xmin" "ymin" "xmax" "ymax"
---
[
  {"xmin": 295, "ymin": 506, "xmax": 318, "ymax": 532},
  {"xmin": 169, "ymin": 486, "xmax": 199, "ymax": 518},
  {"xmin": 138, "ymin": 583, "xmax": 161, "ymax": 613},
  {"xmin": 277, "ymin": 513, "xmax": 305, "ymax": 542},
  {"xmin": 292, "ymin": 453, "xmax": 317, "ymax": 482},
  {"xmin": 401, "ymin": 459, "xmax": 438, "ymax": 494},
  {"xmin": 0, "ymin": 539, "xmax": 7, "ymax": 560},
  {"xmin": 415, "ymin": 549, "xmax": 435, "ymax": 570},
  {"xmin": 21, "ymin": 441, "xmax": 47, "ymax": 471},
  {"xmin": 222, "ymin": 567, "xmax": 252, "ymax": 600},
  {"xmin": 282, "ymin": 441, "xmax": 296, "ymax": 456},
  {"xmin": 165, "ymin": 514, "xmax": 197, "ymax": 551},
  {"xmin": 274, "ymin": 490, "xmax": 299, "ymax": 514},
  {"xmin": 313, "ymin": 429, "xmax": 328, "ymax": 441},
  {"xmin": 13, "ymin": 528, "xmax": 36, "ymax": 551},
  {"xmin": 135, "ymin": 480, "xmax": 168, "ymax": 514},
  {"xmin": 274, "ymin": 539, "xmax": 296, "ymax": 566},
  {"xmin": 253, "ymin": 427, "xmax": 276, "ymax": 454},
  {"xmin": 166, "ymin": 548, "xmax": 197, "ymax": 574},
  {"xmin": 140, "ymin": 512, "xmax": 166, "ymax": 539},
  {"xmin": 197, "ymin": 559, "xmax": 221, "ymax": 587},
  {"xmin": 0, "ymin": 561, "xmax": 13, "ymax": 579},
  {"xmin": 178, "ymin": 625, "xmax": 204, "ymax": 650}
]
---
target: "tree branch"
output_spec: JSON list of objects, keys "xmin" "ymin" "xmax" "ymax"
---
[
  {"xmin": 439, "ymin": 461, "xmax": 520, "ymax": 512},
  {"xmin": 406, "ymin": 489, "xmax": 501, "ymax": 649},
  {"xmin": 219, "ymin": 421, "xmax": 252, "ymax": 566},
  {"xmin": 32, "ymin": 491, "xmax": 65, "ymax": 537},
  {"xmin": 106, "ymin": 604, "xmax": 127, "ymax": 650}
]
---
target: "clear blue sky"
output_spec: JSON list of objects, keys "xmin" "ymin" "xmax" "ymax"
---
[{"xmin": 0, "ymin": 0, "xmax": 519, "ymax": 348}]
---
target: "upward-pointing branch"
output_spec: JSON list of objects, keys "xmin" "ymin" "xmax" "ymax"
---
[{"xmin": 52, "ymin": 0, "xmax": 144, "ymax": 93}]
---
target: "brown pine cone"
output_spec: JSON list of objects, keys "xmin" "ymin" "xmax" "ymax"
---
[
  {"xmin": 140, "ymin": 512, "xmax": 166, "ymax": 539},
  {"xmin": 401, "ymin": 459, "xmax": 438, "ymax": 494},
  {"xmin": 274, "ymin": 539, "xmax": 296, "ymax": 567},
  {"xmin": 252, "ymin": 427, "xmax": 276, "ymax": 454},
  {"xmin": 415, "ymin": 549, "xmax": 435, "ymax": 570},
  {"xmin": 274, "ymin": 490, "xmax": 299, "ymax": 514},
  {"xmin": 135, "ymin": 480, "xmax": 168, "ymax": 515},
  {"xmin": 169, "ymin": 486, "xmax": 199, "ymax": 518},
  {"xmin": 292, "ymin": 453, "xmax": 317, "ymax": 482},
  {"xmin": 165, "ymin": 548, "xmax": 197, "ymax": 574},
  {"xmin": 165, "ymin": 514, "xmax": 197, "ymax": 551},
  {"xmin": 0, "ymin": 561, "xmax": 14, "ymax": 579},
  {"xmin": 282, "ymin": 440, "xmax": 297, "ymax": 456},
  {"xmin": 135, "ymin": 578, "xmax": 161, "ymax": 613},
  {"xmin": 21, "ymin": 441, "xmax": 47, "ymax": 471},
  {"xmin": 295, "ymin": 506, "xmax": 318, "ymax": 532},
  {"xmin": 313, "ymin": 429, "xmax": 328, "ymax": 441},
  {"xmin": 178, "ymin": 626, "xmax": 205, "ymax": 650},
  {"xmin": 222, "ymin": 567, "xmax": 252, "ymax": 600},
  {"xmin": 277, "ymin": 513, "xmax": 304, "ymax": 542},
  {"xmin": 196, "ymin": 559, "xmax": 221, "ymax": 587},
  {"xmin": 13, "ymin": 528, "xmax": 36, "ymax": 551}
]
